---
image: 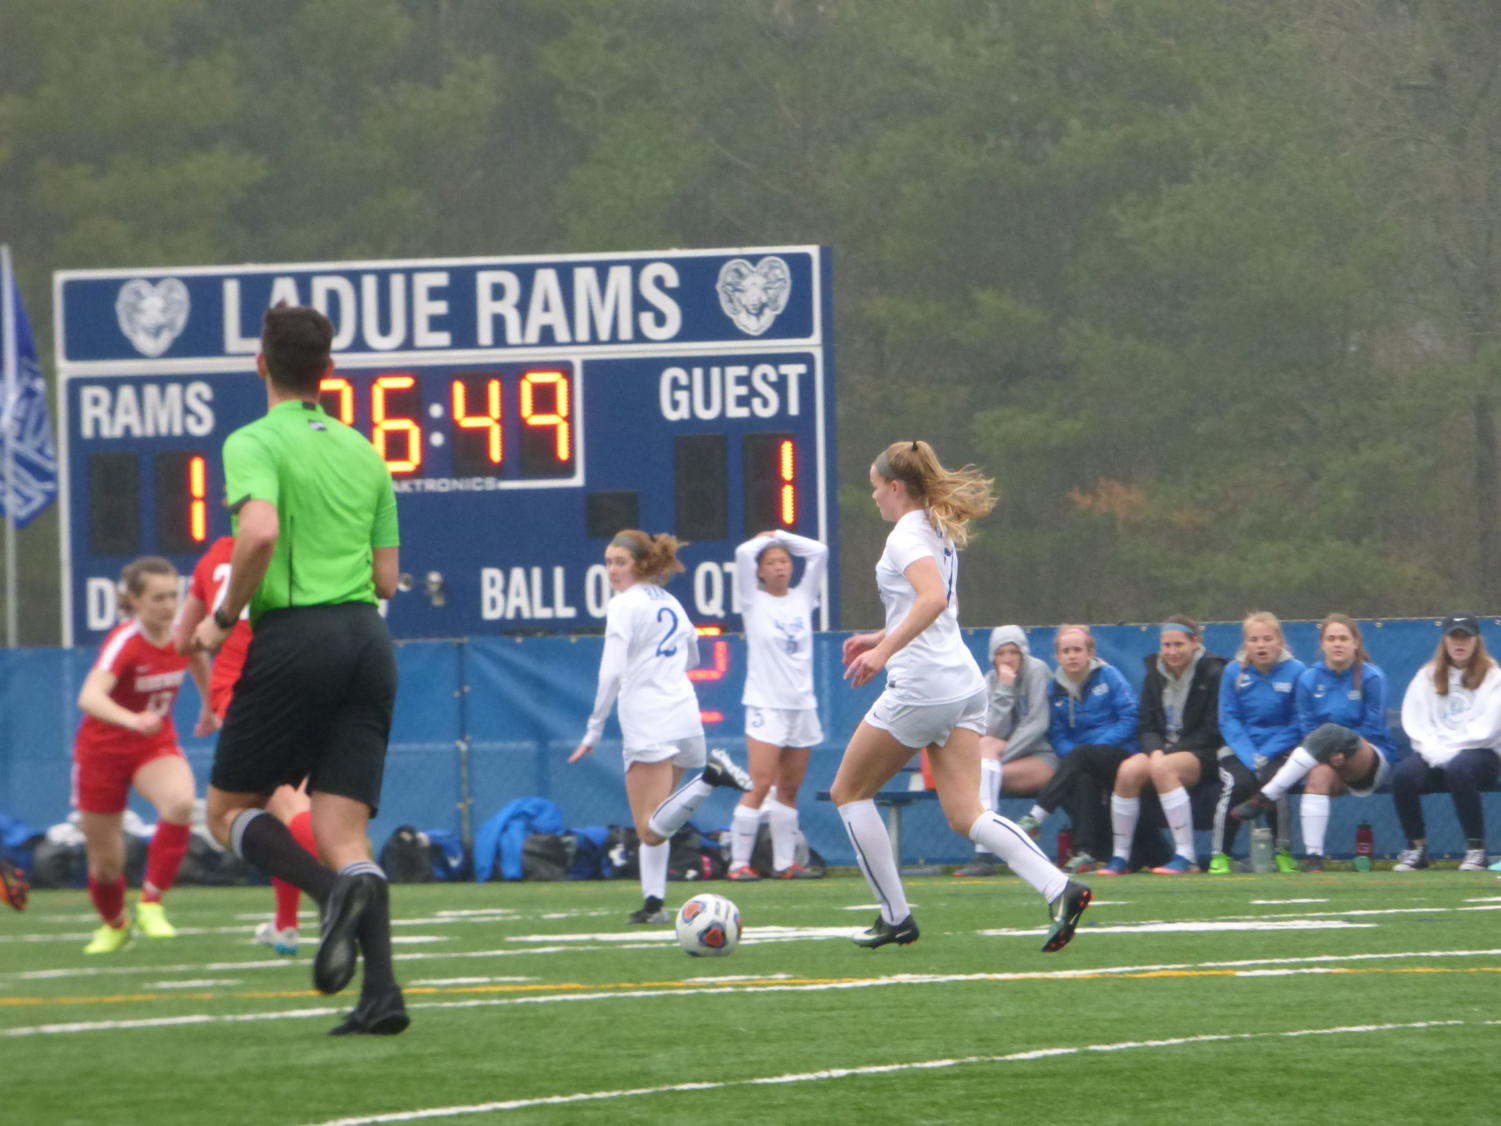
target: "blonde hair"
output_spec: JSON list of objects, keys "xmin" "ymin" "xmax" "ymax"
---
[
  {"xmin": 1241, "ymin": 610, "xmax": 1285, "ymax": 646},
  {"xmin": 1054, "ymin": 623, "xmax": 1095, "ymax": 653},
  {"xmin": 610, "ymin": 529, "xmax": 686, "ymax": 585},
  {"xmin": 117, "ymin": 556, "xmax": 177, "ymax": 615},
  {"xmin": 874, "ymin": 440, "xmax": 995, "ymax": 549}
]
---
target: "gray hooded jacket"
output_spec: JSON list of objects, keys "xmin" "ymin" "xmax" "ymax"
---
[{"xmin": 983, "ymin": 625, "xmax": 1052, "ymax": 761}]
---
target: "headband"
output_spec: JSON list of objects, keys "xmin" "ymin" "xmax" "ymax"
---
[
  {"xmin": 873, "ymin": 441, "xmax": 921, "ymax": 482},
  {"xmin": 609, "ymin": 534, "xmax": 644, "ymax": 559},
  {"xmin": 1160, "ymin": 622, "xmax": 1197, "ymax": 636}
]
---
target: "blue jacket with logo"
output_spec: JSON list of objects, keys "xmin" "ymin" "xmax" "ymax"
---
[
  {"xmin": 1048, "ymin": 661, "xmax": 1139, "ymax": 755},
  {"xmin": 1294, "ymin": 660, "xmax": 1397, "ymax": 761},
  {"xmin": 1218, "ymin": 654, "xmax": 1307, "ymax": 770}
]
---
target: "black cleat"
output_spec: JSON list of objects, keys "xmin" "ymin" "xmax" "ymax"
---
[
  {"xmin": 1042, "ymin": 880, "xmax": 1092, "ymax": 953},
  {"xmin": 313, "ymin": 873, "xmax": 379, "ymax": 995},
  {"xmin": 328, "ymin": 987, "xmax": 410, "ymax": 1036},
  {"xmin": 701, "ymin": 748, "xmax": 752, "ymax": 792},
  {"xmin": 627, "ymin": 896, "xmax": 669, "ymax": 925},
  {"xmin": 852, "ymin": 913, "xmax": 920, "ymax": 948},
  {"xmin": 1230, "ymin": 792, "xmax": 1275, "ymax": 822}
]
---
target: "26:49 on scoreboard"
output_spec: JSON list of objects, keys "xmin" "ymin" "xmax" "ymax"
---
[{"xmin": 55, "ymin": 247, "xmax": 837, "ymax": 646}]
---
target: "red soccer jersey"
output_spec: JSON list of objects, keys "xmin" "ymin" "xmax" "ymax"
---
[
  {"xmin": 74, "ymin": 620, "xmax": 190, "ymax": 757},
  {"xmin": 189, "ymin": 535, "xmax": 251, "ymax": 713}
]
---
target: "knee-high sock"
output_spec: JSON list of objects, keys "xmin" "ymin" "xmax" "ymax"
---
[
  {"xmin": 976, "ymin": 761, "xmax": 1002, "ymax": 854},
  {"xmin": 730, "ymin": 803, "xmax": 761, "ymax": 869},
  {"xmin": 647, "ymin": 777, "xmax": 713, "ymax": 839},
  {"xmin": 639, "ymin": 840, "xmax": 669, "ymax": 902},
  {"xmin": 1159, "ymin": 786, "xmax": 1194, "ymax": 860},
  {"xmin": 767, "ymin": 798, "xmax": 799, "ymax": 871},
  {"xmin": 839, "ymin": 800, "xmax": 908, "ymax": 924},
  {"xmin": 339, "ymin": 860, "xmax": 397, "ymax": 997},
  {"xmin": 1301, "ymin": 793, "xmax": 1330, "ymax": 856},
  {"xmin": 142, "ymin": 820, "xmax": 191, "ymax": 902},
  {"xmin": 1110, "ymin": 794, "xmax": 1140, "ymax": 862},
  {"xmin": 231, "ymin": 809, "xmax": 333, "ymax": 907},
  {"xmin": 969, "ymin": 812, "xmax": 1067, "ymax": 902},
  {"xmin": 1262, "ymin": 747, "xmax": 1319, "ymax": 800},
  {"xmin": 274, "ymin": 811, "xmax": 319, "ymax": 930},
  {"xmin": 88, "ymin": 873, "xmax": 126, "ymax": 926}
]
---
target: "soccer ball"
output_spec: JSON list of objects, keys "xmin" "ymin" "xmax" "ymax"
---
[{"xmin": 675, "ymin": 892, "xmax": 741, "ymax": 957}]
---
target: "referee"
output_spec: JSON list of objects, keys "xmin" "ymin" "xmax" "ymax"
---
[{"xmin": 194, "ymin": 303, "xmax": 406, "ymax": 1037}]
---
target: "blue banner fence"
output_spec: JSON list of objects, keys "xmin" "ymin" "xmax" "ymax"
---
[{"xmin": 3, "ymin": 619, "xmax": 1497, "ymax": 870}]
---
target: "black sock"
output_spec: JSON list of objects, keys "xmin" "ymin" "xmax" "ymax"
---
[
  {"xmin": 233, "ymin": 811, "xmax": 335, "ymax": 907},
  {"xmin": 348, "ymin": 866, "xmax": 397, "ymax": 997}
]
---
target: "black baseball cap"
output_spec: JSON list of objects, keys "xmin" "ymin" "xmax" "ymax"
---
[{"xmin": 1441, "ymin": 613, "xmax": 1481, "ymax": 637}]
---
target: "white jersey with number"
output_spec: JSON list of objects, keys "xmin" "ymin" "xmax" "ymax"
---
[
  {"xmin": 875, "ymin": 509, "xmax": 984, "ymax": 706},
  {"xmin": 583, "ymin": 582, "xmax": 703, "ymax": 748},
  {"xmin": 736, "ymin": 531, "xmax": 827, "ymax": 710}
]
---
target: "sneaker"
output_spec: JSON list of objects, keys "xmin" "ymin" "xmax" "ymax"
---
[
  {"xmin": 1150, "ymin": 855, "xmax": 1199, "ymax": 875},
  {"xmin": 726, "ymin": 865, "xmax": 762, "ymax": 882},
  {"xmin": 255, "ymin": 920, "xmax": 301, "ymax": 955},
  {"xmin": 1459, "ymin": 849, "xmax": 1488, "ymax": 872},
  {"xmin": 1094, "ymin": 857, "xmax": 1129, "ymax": 876},
  {"xmin": 313, "ymin": 872, "xmax": 379, "ymax": 995},
  {"xmin": 135, "ymin": 899, "xmax": 176, "ymax": 939},
  {"xmin": 1207, "ymin": 852, "xmax": 1231, "ymax": 876},
  {"xmin": 1274, "ymin": 849, "xmax": 1298, "ymax": 874},
  {"xmin": 0, "ymin": 857, "xmax": 29, "ymax": 911},
  {"xmin": 1015, "ymin": 814, "xmax": 1042, "ymax": 840},
  {"xmin": 1299, "ymin": 854, "xmax": 1325, "ymax": 873},
  {"xmin": 1230, "ymin": 792, "xmax": 1274, "ymax": 822},
  {"xmin": 83, "ymin": 921, "xmax": 133, "ymax": 955},
  {"xmin": 952, "ymin": 857, "xmax": 998, "ymax": 877},
  {"xmin": 852, "ymin": 913, "xmax": 920, "ymax": 948},
  {"xmin": 701, "ymin": 748, "xmax": 752, "ymax": 792},
  {"xmin": 627, "ymin": 896, "xmax": 670, "ymax": 925},
  {"xmin": 1063, "ymin": 852, "xmax": 1097, "ymax": 875},
  {"xmin": 775, "ymin": 863, "xmax": 821, "ymax": 879},
  {"xmin": 1042, "ymin": 880, "xmax": 1092, "ymax": 953},
  {"xmin": 1392, "ymin": 848, "xmax": 1429, "ymax": 872},
  {"xmin": 327, "ymin": 986, "xmax": 410, "ymax": 1037}
]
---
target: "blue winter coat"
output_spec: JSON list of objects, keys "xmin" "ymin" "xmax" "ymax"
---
[
  {"xmin": 474, "ymin": 797, "xmax": 563, "ymax": 882},
  {"xmin": 1048, "ymin": 662, "xmax": 1139, "ymax": 755},
  {"xmin": 1294, "ymin": 660, "xmax": 1397, "ymax": 761},
  {"xmin": 1218, "ymin": 656, "xmax": 1307, "ymax": 769}
]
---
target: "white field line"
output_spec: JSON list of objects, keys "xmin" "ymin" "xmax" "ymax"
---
[
  {"xmin": 7, "ymin": 950, "xmax": 1501, "ymax": 1039},
  {"xmin": 295, "ymin": 1019, "xmax": 1497, "ymax": 1126}
]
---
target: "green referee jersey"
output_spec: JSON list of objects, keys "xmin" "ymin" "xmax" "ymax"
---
[{"xmin": 222, "ymin": 399, "xmax": 400, "ymax": 623}]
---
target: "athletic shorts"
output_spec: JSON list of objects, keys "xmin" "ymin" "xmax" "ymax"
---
[
  {"xmin": 211, "ymin": 603, "xmax": 396, "ymax": 813},
  {"xmin": 623, "ymin": 734, "xmax": 707, "ymax": 770},
  {"xmin": 73, "ymin": 745, "xmax": 186, "ymax": 815},
  {"xmin": 1004, "ymin": 748, "xmax": 1060, "ymax": 772},
  {"xmin": 744, "ymin": 706, "xmax": 823, "ymax": 749},
  {"xmin": 863, "ymin": 687, "xmax": 989, "ymax": 750}
]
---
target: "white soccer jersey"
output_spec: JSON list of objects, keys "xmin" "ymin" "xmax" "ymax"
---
[
  {"xmin": 583, "ymin": 582, "xmax": 704, "ymax": 748},
  {"xmin": 736, "ymin": 531, "xmax": 827, "ymax": 710},
  {"xmin": 875, "ymin": 510, "xmax": 984, "ymax": 706}
]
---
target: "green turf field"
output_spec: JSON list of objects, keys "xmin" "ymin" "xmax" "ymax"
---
[{"xmin": 5, "ymin": 867, "xmax": 1498, "ymax": 1125}]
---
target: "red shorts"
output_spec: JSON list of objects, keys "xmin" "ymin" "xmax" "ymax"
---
[{"xmin": 72, "ymin": 745, "xmax": 188, "ymax": 815}]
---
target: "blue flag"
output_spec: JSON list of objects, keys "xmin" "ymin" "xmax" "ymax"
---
[{"xmin": 1, "ymin": 249, "xmax": 58, "ymax": 527}]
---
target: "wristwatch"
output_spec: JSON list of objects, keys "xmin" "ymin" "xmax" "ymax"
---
[{"xmin": 212, "ymin": 606, "xmax": 237, "ymax": 630}]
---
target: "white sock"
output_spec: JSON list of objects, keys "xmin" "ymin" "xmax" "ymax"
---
[
  {"xmin": 647, "ymin": 777, "xmax": 713, "ymax": 839},
  {"xmin": 1301, "ymin": 793, "xmax": 1330, "ymax": 856},
  {"xmin": 730, "ymin": 803, "xmax": 760, "ymax": 869},
  {"xmin": 838, "ymin": 799, "xmax": 909, "ymax": 924},
  {"xmin": 767, "ymin": 799, "xmax": 799, "ymax": 871},
  {"xmin": 969, "ymin": 812, "xmax": 1067, "ymax": 902},
  {"xmin": 1261, "ymin": 747, "xmax": 1318, "ymax": 801},
  {"xmin": 1159, "ymin": 786, "xmax": 1194, "ymax": 860},
  {"xmin": 1110, "ymin": 794, "xmax": 1140, "ymax": 862},
  {"xmin": 1027, "ymin": 803, "xmax": 1047, "ymax": 822},
  {"xmin": 980, "ymin": 759, "xmax": 1001, "ymax": 813},
  {"xmin": 639, "ymin": 840, "xmax": 669, "ymax": 901}
]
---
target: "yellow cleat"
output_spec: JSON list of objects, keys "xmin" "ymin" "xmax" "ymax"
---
[
  {"xmin": 83, "ymin": 921, "xmax": 133, "ymax": 954},
  {"xmin": 135, "ymin": 900, "xmax": 177, "ymax": 939}
]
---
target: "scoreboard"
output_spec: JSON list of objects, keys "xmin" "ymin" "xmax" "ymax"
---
[{"xmin": 55, "ymin": 247, "xmax": 837, "ymax": 646}]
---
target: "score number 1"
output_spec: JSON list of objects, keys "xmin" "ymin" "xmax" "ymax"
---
[{"xmin": 318, "ymin": 369, "xmax": 574, "ymax": 478}]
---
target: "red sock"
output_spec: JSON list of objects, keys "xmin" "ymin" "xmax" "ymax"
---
[
  {"xmin": 274, "ymin": 812, "xmax": 319, "ymax": 930},
  {"xmin": 142, "ymin": 820, "xmax": 191, "ymax": 902},
  {"xmin": 88, "ymin": 874, "xmax": 127, "ymax": 926}
]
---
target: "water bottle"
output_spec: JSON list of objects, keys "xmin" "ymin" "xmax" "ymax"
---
[
  {"xmin": 1250, "ymin": 827, "xmax": 1275, "ymax": 873},
  {"xmin": 1056, "ymin": 828, "xmax": 1072, "ymax": 867},
  {"xmin": 1354, "ymin": 822, "xmax": 1374, "ymax": 872}
]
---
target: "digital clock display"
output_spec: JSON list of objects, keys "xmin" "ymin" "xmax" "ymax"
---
[{"xmin": 56, "ymin": 247, "xmax": 836, "ymax": 646}]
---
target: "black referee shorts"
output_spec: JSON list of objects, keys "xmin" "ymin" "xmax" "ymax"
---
[{"xmin": 211, "ymin": 602, "xmax": 397, "ymax": 814}]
